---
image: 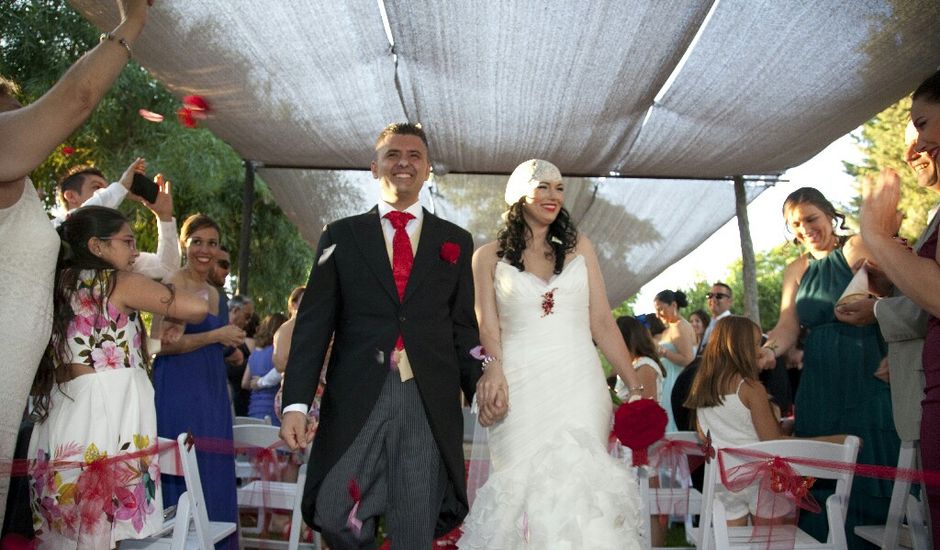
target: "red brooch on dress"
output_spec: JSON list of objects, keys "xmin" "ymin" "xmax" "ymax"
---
[
  {"xmin": 540, "ymin": 287, "xmax": 558, "ymax": 317},
  {"xmin": 440, "ymin": 242, "xmax": 460, "ymax": 264}
]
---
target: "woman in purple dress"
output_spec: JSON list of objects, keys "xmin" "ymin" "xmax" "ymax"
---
[{"xmin": 860, "ymin": 69, "xmax": 940, "ymax": 549}]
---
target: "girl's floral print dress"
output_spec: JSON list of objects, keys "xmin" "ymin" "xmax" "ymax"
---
[{"xmin": 28, "ymin": 270, "xmax": 163, "ymax": 549}]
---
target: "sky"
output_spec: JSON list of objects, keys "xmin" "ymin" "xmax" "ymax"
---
[{"xmin": 631, "ymin": 130, "xmax": 865, "ymax": 312}]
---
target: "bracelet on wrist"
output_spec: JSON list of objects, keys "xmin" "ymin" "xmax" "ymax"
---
[
  {"xmin": 762, "ymin": 340, "xmax": 779, "ymax": 359},
  {"xmin": 481, "ymin": 355, "xmax": 499, "ymax": 370},
  {"xmin": 628, "ymin": 384, "xmax": 645, "ymax": 395},
  {"xmin": 100, "ymin": 32, "xmax": 132, "ymax": 59}
]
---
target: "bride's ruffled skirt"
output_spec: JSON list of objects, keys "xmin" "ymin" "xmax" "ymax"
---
[{"xmin": 458, "ymin": 427, "xmax": 643, "ymax": 550}]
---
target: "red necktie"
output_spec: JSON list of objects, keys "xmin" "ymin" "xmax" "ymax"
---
[{"xmin": 384, "ymin": 210, "xmax": 415, "ymax": 351}]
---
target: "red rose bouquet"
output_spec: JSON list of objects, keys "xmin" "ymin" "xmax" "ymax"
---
[{"xmin": 613, "ymin": 399, "xmax": 668, "ymax": 466}]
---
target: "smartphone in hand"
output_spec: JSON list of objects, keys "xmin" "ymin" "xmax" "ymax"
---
[{"xmin": 131, "ymin": 173, "xmax": 160, "ymax": 203}]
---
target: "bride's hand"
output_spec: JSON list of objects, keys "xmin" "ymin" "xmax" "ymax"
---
[{"xmin": 477, "ymin": 363, "xmax": 509, "ymax": 427}]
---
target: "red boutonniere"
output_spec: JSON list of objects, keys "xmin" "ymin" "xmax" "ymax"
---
[{"xmin": 440, "ymin": 242, "xmax": 460, "ymax": 264}]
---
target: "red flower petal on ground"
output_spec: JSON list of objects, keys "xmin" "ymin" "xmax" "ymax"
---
[
  {"xmin": 138, "ymin": 108, "xmax": 164, "ymax": 123},
  {"xmin": 177, "ymin": 107, "xmax": 197, "ymax": 128},
  {"xmin": 61, "ymin": 146, "xmax": 75, "ymax": 156},
  {"xmin": 439, "ymin": 242, "xmax": 460, "ymax": 264}
]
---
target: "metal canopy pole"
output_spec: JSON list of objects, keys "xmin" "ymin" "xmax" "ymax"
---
[
  {"xmin": 237, "ymin": 160, "xmax": 255, "ymax": 296},
  {"xmin": 734, "ymin": 175, "xmax": 760, "ymax": 324}
]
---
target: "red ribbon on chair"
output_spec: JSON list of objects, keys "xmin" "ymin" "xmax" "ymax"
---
[
  {"xmin": 234, "ymin": 438, "xmax": 289, "ymax": 533},
  {"xmin": 718, "ymin": 448, "xmax": 822, "ymax": 550},
  {"xmin": 647, "ymin": 437, "xmax": 706, "ymax": 517},
  {"xmin": 248, "ymin": 447, "xmax": 285, "ymax": 483}
]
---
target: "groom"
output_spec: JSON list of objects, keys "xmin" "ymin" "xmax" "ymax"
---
[{"xmin": 280, "ymin": 123, "xmax": 504, "ymax": 548}]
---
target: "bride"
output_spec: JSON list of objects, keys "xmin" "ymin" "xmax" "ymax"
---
[{"xmin": 459, "ymin": 159, "xmax": 644, "ymax": 549}]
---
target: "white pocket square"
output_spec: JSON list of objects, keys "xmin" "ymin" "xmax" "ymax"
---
[{"xmin": 318, "ymin": 244, "xmax": 336, "ymax": 266}]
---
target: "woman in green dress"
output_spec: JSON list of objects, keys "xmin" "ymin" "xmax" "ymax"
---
[{"xmin": 761, "ymin": 187, "xmax": 898, "ymax": 549}]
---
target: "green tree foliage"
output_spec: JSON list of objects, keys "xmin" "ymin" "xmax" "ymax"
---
[
  {"xmin": 1, "ymin": 0, "xmax": 312, "ymax": 315},
  {"xmin": 844, "ymin": 98, "xmax": 936, "ymax": 242},
  {"xmin": 618, "ymin": 241, "xmax": 802, "ymax": 333}
]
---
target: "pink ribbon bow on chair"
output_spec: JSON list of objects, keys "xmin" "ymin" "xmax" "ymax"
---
[{"xmin": 718, "ymin": 448, "xmax": 820, "ymax": 549}]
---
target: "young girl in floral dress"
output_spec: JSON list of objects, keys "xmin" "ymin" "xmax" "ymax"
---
[{"xmin": 28, "ymin": 206, "xmax": 207, "ymax": 549}]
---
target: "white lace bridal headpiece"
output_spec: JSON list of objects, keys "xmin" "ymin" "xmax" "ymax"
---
[{"xmin": 503, "ymin": 159, "xmax": 562, "ymax": 205}]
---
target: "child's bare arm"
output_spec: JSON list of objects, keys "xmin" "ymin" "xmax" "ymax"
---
[{"xmin": 741, "ymin": 379, "xmax": 788, "ymax": 441}]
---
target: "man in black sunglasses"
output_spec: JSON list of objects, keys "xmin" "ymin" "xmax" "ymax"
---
[
  {"xmin": 700, "ymin": 282, "xmax": 734, "ymax": 353},
  {"xmin": 209, "ymin": 245, "xmax": 231, "ymax": 290}
]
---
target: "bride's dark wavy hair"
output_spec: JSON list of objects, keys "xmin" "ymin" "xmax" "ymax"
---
[{"xmin": 496, "ymin": 198, "xmax": 578, "ymax": 274}]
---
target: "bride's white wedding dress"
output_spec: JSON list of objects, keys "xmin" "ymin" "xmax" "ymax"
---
[{"xmin": 459, "ymin": 255, "xmax": 642, "ymax": 549}]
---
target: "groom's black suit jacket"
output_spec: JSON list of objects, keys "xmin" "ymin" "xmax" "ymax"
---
[{"xmin": 282, "ymin": 206, "xmax": 482, "ymax": 536}]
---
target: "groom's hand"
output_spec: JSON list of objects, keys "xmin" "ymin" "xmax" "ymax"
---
[
  {"xmin": 477, "ymin": 365, "xmax": 509, "ymax": 427},
  {"xmin": 280, "ymin": 411, "xmax": 311, "ymax": 450}
]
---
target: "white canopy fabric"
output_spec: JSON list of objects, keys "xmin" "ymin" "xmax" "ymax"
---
[{"xmin": 70, "ymin": 0, "xmax": 940, "ymax": 302}]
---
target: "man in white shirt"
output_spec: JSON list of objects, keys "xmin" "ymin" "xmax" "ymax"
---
[
  {"xmin": 52, "ymin": 159, "xmax": 180, "ymax": 280},
  {"xmin": 699, "ymin": 281, "xmax": 734, "ymax": 354},
  {"xmin": 279, "ymin": 123, "xmax": 502, "ymax": 549},
  {"xmin": 209, "ymin": 245, "xmax": 231, "ymax": 290}
]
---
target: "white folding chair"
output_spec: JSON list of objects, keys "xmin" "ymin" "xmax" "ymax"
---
[
  {"xmin": 123, "ymin": 433, "xmax": 237, "ymax": 550},
  {"xmin": 233, "ymin": 424, "xmax": 319, "ymax": 550},
  {"xmin": 235, "ymin": 415, "xmax": 272, "ymax": 426},
  {"xmin": 695, "ymin": 436, "xmax": 860, "ymax": 550},
  {"xmin": 637, "ymin": 431, "xmax": 705, "ymax": 549},
  {"xmin": 854, "ymin": 440, "xmax": 930, "ymax": 549}
]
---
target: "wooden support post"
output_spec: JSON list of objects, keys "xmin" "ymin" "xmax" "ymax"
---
[{"xmin": 734, "ymin": 175, "xmax": 760, "ymax": 324}]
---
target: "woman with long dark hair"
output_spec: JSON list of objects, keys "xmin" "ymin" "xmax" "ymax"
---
[
  {"xmin": 762, "ymin": 187, "xmax": 898, "ymax": 548},
  {"xmin": 459, "ymin": 159, "xmax": 643, "ymax": 549},
  {"xmin": 28, "ymin": 206, "xmax": 206, "ymax": 548}
]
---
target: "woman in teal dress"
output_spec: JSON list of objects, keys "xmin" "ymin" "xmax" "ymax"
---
[
  {"xmin": 762, "ymin": 188, "xmax": 898, "ymax": 549},
  {"xmin": 654, "ymin": 289, "xmax": 696, "ymax": 432}
]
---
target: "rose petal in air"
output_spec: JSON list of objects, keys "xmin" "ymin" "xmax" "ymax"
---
[
  {"xmin": 138, "ymin": 108, "xmax": 165, "ymax": 123},
  {"xmin": 177, "ymin": 107, "xmax": 197, "ymax": 129},
  {"xmin": 182, "ymin": 95, "xmax": 210, "ymax": 112}
]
